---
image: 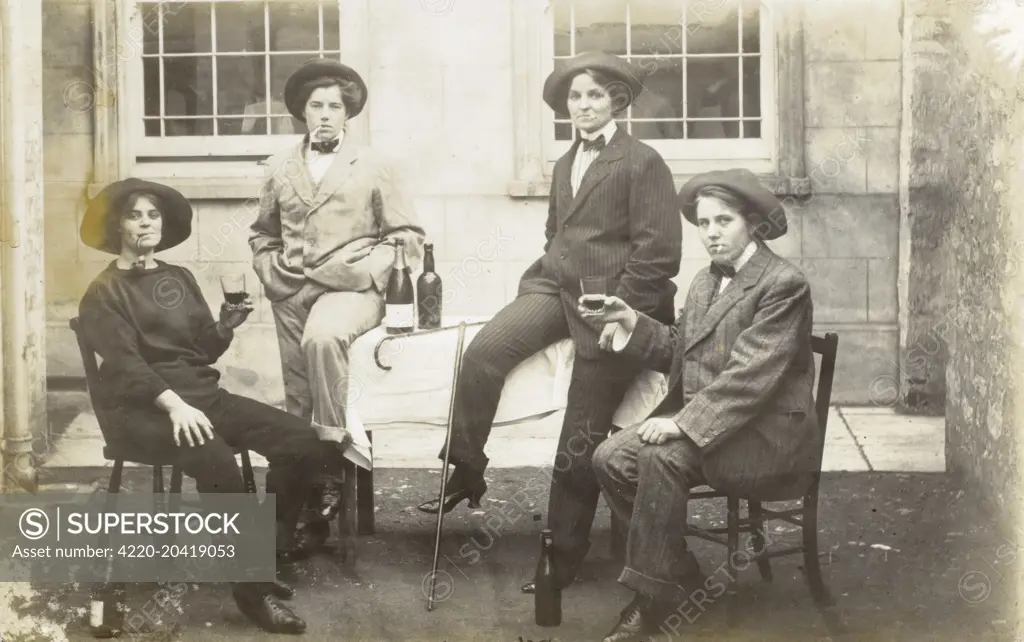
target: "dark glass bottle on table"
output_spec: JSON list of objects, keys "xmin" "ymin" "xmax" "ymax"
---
[
  {"xmin": 416, "ymin": 242, "xmax": 442, "ymax": 329},
  {"xmin": 385, "ymin": 239, "xmax": 415, "ymax": 335},
  {"xmin": 534, "ymin": 529, "xmax": 562, "ymax": 627}
]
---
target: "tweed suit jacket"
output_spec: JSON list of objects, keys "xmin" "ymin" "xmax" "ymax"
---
[
  {"xmin": 619, "ymin": 245, "xmax": 821, "ymax": 489},
  {"xmin": 249, "ymin": 136, "xmax": 426, "ymax": 303},
  {"xmin": 518, "ymin": 124, "xmax": 682, "ymax": 360}
]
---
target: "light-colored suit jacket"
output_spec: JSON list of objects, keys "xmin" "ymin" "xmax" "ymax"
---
[
  {"xmin": 620, "ymin": 245, "xmax": 821, "ymax": 495},
  {"xmin": 249, "ymin": 136, "xmax": 426, "ymax": 302}
]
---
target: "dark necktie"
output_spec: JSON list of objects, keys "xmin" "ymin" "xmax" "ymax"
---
[
  {"xmin": 581, "ymin": 136, "xmax": 605, "ymax": 152},
  {"xmin": 710, "ymin": 262, "xmax": 737, "ymax": 279},
  {"xmin": 310, "ymin": 138, "xmax": 339, "ymax": 154}
]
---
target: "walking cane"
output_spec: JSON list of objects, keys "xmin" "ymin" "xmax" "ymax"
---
[{"xmin": 427, "ymin": 320, "xmax": 467, "ymax": 612}]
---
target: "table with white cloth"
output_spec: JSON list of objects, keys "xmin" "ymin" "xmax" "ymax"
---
[{"xmin": 340, "ymin": 317, "xmax": 670, "ymax": 471}]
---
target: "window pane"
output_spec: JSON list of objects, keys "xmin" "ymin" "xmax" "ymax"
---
[
  {"xmin": 686, "ymin": 57, "xmax": 742, "ymax": 139},
  {"xmin": 269, "ymin": 2, "xmax": 323, "ymax": 52},
  {"xmin": 741, "ymin": 55, "xmax": 761, "ymax": 138},
  {"xmin": 573, "ymin": 0, "xmax": 626, "ymax": 55},
  {"xmin": 630, "ymin": 0, "xmax": 683, "ymax": 55},
  {"xmin": 323, "ymin": 1, "xmax": 340, "ymax": 51},
  {"xmin": 553, "ymin": 0, "xmax": 572, "ymax": 56},
  {"xmin": 741, "ymin": 0, "xmax": 760, "ymax": 53},
  {"xmin": 141, "ymin": 4, "xmax": 160, "ymax": 55},
  {"xmin": 215, "ymin": 2, "xmax": 266, "ymax": 53},
  {"xmin": 163, "ymin": 2, "xmax": 212, "ymax": 54},
  {"xmin": 631, "ymin": 57, "xmax": 684, "ymax": 140},
  {"xmin": 555, "ymin": 121, "xmax": 573, "ymax": 141},
  {"xmin": 686, "ymin": 0, "xmax": 739, "ymax": 55},
  {"xmin": 742, "ymin": 55, "xmax": 760, "ymax": 118},
  {"xmin": 216, "ymin": 56, "xmax": 264, "ymax": 116},
  {"xmin": 163, "ymin": 56, "xmax": 214, "ymax": 136},
  {"xmin": 143, "ymin": 57, "xmax": 160, "ymax": 117}
]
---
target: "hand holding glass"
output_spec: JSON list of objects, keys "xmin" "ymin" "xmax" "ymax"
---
[
  {"xmin": 575, "ymin": 295, "xmax": 639, "ymax": 335},
  {"xmin": 220, "ymin": 274, "xmax": 247, "ymax": 306},
  {"xmin": 579, "ymin": 276, "xmax": 608, "ymax": 313}
]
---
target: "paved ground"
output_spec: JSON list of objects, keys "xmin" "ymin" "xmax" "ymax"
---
[
  {"xmin": 41, "ymin": 392, "xmax": 945, "ymax": 474},
  {"xmin": 5, "ymin": 467, "xmax": 1022, "ymax": 641},
  {"xmin": 6, "ymin": 392, "xmax": 997, "ymax": 641}
]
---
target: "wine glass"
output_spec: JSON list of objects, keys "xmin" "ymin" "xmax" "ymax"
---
[
  {"xmin": 220, "ymin": 274, "xmax": 247, "ymax": 306},
  {"xmin": 579, "ymin": 276, "xmax": 608, "ymax": 313}
]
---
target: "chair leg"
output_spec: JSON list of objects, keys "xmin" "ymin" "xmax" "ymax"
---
[
  {"xmin": 609, "ymin": 512, "xmax": 627, "ymax": 564},
  {"xmin": 801, "ymin": 493, "xmax": 833, "ymax": 607},
  {"xmin": 725, "ymin": 495, "xmax": 741, "ymax": 627},
  {"xmin": 802, "ymin": 489, "xmax": 845, "ymax": 638},
  {"xmin": 240, "ymin": 450, "xmax": 257, "ymax": 494},
  {"xmin": 108, "ymin": 460, "xmax": 124, "ymax": 494},
  {"xmin": 357, "ymin": 432, "xmax": 375, "ymax": 535},
  {"xmin": 748, "ymin": 500, "xmax": 773, "ymax": 582},
  {"xmin": 169, "ymin": 468, "xmax": 184, "ymax": 512},
  {"xmin": 337, "ymin": 461, "xmax": 357, "ymax": 565}
]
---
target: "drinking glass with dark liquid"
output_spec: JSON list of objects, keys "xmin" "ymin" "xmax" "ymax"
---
[
  {"xmin": 220, "ymin": 274, "xmax": 247, "ymax": 305},
  {"xmin": 580, "ymin": 276, "xmax": 608, "ymax": 312}
]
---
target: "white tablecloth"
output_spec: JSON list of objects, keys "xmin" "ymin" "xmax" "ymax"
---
[{"xmin": 341, "ymin": 318, "xmax": 669, "ymax": 470}]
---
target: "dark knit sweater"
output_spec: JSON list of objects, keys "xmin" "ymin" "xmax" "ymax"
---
[{"xmin": 78, "ymin": 260, "xmax": 233, "ymax": 407}]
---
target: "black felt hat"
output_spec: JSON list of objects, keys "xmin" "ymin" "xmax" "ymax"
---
[
  {"xmin": 542, "ymin": 51, "xmax": 644, "ymax": 117},
  {"xmin": 80, "ymin": 178, "xmax": 193, "ymax": 254},
  {"xmin": 284, "ymin": 58, "xmax": 368, "ymax": 121},
  {"xmin": 677, "ymin": 169, "xmax": 788, "ymax": 241}
]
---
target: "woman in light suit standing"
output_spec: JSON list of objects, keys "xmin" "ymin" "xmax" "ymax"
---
[{"xmin": 249, "ymin": 58, "xmax": 426, "ymax": 548}]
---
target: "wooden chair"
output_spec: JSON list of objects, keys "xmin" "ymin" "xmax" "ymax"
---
[
  {"xmin": 68, "ymin": 317, "xmax": 257, "ymax": 501},
  {"xmin": 608, "ymin": 333, "xmax": 842, "ymax": 633},
  {"xmin": 684, "ymin": 332, "xmax": 842, "ymax": 633}
]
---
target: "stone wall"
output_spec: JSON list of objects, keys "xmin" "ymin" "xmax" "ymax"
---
[
  {"xmin": 906, "ymin": 0, "xmax": 1023, "ymax": 521},
  {"xmin": 42, "ymin": 0, "xmax": 904, "ymax": 407}
]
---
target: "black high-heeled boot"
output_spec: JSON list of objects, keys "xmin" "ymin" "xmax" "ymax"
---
[{"xmin": 415, "ymin": 466, "xmax": 487, "ymax": 514}]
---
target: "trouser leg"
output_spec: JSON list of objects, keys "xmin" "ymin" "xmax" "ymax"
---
[
  {"xmin": 300, "ymin": 289, "xmax": 384, "ymax": 445},
  {"xmin": 269, "ymin": 282, "xmax": 326, "ymax": 420},
  {"xmin": 439, "ymin": 293, "xmax": 569, "ymax": 472},
  {"xmin": 543, "ymin": 355, "xmax": 641, "ymax": 584},
  {"xmin": 202, "ymin": 390, "xmax": 326, "ymax": 534},
  {"xmin": 604, "ymin": 426, "xmax": 704, "ymax": 604}
]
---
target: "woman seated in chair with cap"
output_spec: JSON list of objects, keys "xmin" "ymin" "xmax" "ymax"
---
[
  {"xmin": 77, "ymin": 179, "xmax": 352, "ymax": 635},
  {"xmin": 581, "ymin": 169, "xmax": 822, "ymax": 642}
]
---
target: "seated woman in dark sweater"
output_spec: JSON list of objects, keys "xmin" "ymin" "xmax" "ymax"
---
[{"xmin": 78, "ymin": 178, "xmax": 349, "ymax": 635}]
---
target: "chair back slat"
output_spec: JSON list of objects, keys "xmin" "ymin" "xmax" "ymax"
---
[
  {"xmin": 810, "ymin": 333, "xmax": 839, "ymax": 440},
  {"xmin": 69, "ymin": 317, "xmax": 116, "ymax": 443}
]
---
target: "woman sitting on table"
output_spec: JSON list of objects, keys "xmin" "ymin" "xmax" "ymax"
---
[
  {"xmin": 77, "ymin": 178, "xmax": 351, "ymax": 635},
  {"xmin": 583, "ymin": 169, "xmax": 822, "ymax": 642}
]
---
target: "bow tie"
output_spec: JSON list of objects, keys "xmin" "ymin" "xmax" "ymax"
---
[
  {"xmin": 310, "ymin": 138, "xmax": 339, "ymax": 154},
  {"xmin": 580, "ymin": 136, "xmax": 605, "ymax": 152},
  {"xmin": 710, "ymin": 262, "xmax": 737, "ymax": 279}
]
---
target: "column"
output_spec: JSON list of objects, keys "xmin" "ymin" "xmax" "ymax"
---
[{"xmin": 1, "ymin": 0, "xmax": 45, "ymax": 493}]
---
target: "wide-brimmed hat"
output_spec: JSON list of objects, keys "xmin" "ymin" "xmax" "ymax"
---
[
  {"xmin": 80, "ymin": 178, "xmax": 193, "ymax": 254},
  {"xmin": 543, "ymin": 51, "xmax": 644, "ymax": 117},
  {"xmin": 284, "ymin": 58, "xmax": 368, "ymax": 121},
  {"xmin": 677, "ymin": 169, "xmax": 788, "ymax": 241}
]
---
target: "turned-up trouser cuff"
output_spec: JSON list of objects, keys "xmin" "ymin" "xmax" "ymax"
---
[{"xmin": 593, "ymin": 424, "xmax": 705, "ymax": 604}]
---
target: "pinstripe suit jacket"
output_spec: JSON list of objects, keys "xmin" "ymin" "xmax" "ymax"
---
[
  {"xmin": 518, "ymin": 125, "xmax": 682, "ymax": 360},
  {"xmin": 620, "ymin": 245, "xmax": 822, "ymax": 494}
]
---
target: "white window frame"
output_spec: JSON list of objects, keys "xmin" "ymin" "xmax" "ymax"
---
[
  {"xmin": 508, "ymin": 0, "xmax": 807, "ymax": 197},
  {"xmin": 91, "ymin": 0, "xmax": 370, "ymax": 188}
]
